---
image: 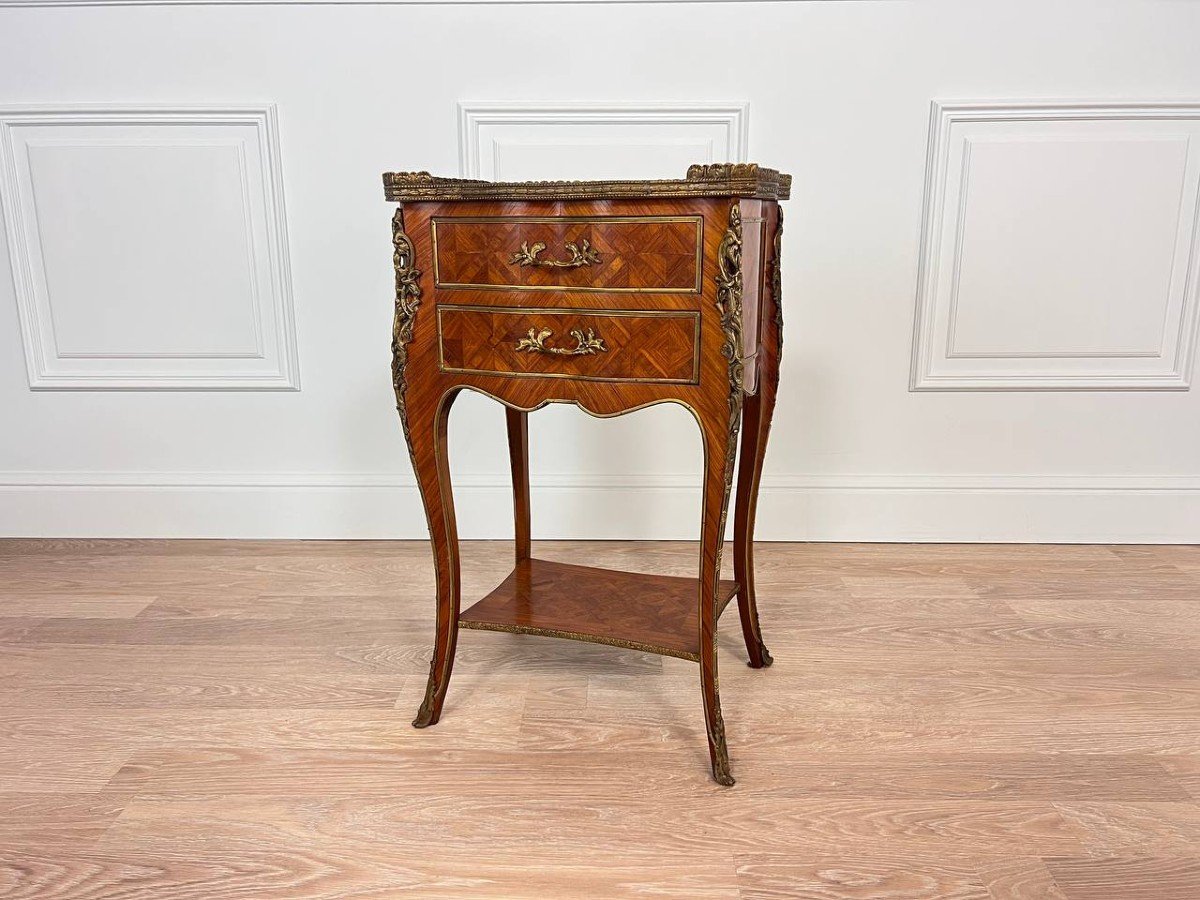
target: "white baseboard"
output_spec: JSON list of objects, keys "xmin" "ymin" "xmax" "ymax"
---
[{"xmin": 1, "ymin": 472, "xmax": 1197, "ymax": 542}]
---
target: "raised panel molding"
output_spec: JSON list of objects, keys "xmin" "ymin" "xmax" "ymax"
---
[
  {"xmin": 911, "ymin": 100, "xmax": 1200, "ymax": 391},
  {"xmin": 457, "ymin": 102, "xmax": 749, "ymax": 180},
  {"xmin": 0, "ymin": 105, "xmax": 299, "ymax": 390},
  {"xmin": 1, "ymin": 471, "xmax": 1196, "ymax": 542}
]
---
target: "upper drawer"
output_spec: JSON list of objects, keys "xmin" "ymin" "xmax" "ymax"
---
[{"xmin": 431, "ymin": 216, "xmax": 703, "ymax": 294}]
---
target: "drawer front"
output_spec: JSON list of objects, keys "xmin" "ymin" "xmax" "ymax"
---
[
  {"xmin": 432, "ymin": 216, "xmax": 703, "ymax": 294},
  {"xmin": 437, "ymin": 305, "xmax": 700, "ymax": 384}
]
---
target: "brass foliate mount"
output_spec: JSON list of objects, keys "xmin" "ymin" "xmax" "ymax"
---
[
  {"xmin": 772, "ymin": 207, "xmax": 784, "ymax": 360},
  {"xmin": 716, "ymin": 202, "xmax": 746, "ymax": 476},
  {"xmin": 390, "ymin": 209, "xmax": 422, "ymax": 452},
  {"xmin": 515, "ymin": 327, "xmax": 607, "ymax": 356},
  {"xmin": 712, "ymin": 201, "xmax": 745, "ymax": 583},
  {"xmin": 716, "ymin": 213, "xmax": 746, "ymax": 595},
  {"xmin": 509, "ymin": 240, "xmax": 602, "ymax": 269},
  {"xmin": 411, "ymin": 657, "xmax": 441, "ymax": 728}
]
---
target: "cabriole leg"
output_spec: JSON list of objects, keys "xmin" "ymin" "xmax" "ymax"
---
[
  {"xmin": 410, "ymin": 389, "xmax": 463, "ymax": 728},
  {"xmin": 699, "ymin": 422, "xmax": 737, "ymax": 786},
  {"xmin": 733, "ymin": 381, "xmax": 774, "ymax": 668}
]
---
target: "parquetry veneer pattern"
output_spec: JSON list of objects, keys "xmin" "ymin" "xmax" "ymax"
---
[{"xmin": 433, "ymin": 216, "xmax": 703, "ymax": 292}]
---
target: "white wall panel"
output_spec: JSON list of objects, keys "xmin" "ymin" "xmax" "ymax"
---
[
  {"xmin": 458, "ymin": 102, "xmax": 747, "ymax": 179},
  {"xmin": 0, "ymin": 106, "xmax": 298, "ymax": 389},
  {"xmin": 1, "ymin": 1, "xmax": 1199, "ymax": 541},
  {"xmin": 912, "ymin": 101, "xmax": 1200, "ymax": 390}
]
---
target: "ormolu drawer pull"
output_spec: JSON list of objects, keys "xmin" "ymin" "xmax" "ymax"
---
[
  {"xmin": 515, "ymin": 327, "xmax": 607, "ymax": 356},
  {"xmin": 509, "ymin": 240, "xmax": 601, "ymax": 269}
]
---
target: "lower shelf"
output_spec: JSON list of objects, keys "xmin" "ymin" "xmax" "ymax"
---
[{"xmin": 458, "ymin": 558, "xmax": 740, "ymax": 662}]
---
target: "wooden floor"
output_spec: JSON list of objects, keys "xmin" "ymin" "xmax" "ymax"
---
[{"xmin": 1, "ymin": 540, "xmax": 1198, "ymax": 899}]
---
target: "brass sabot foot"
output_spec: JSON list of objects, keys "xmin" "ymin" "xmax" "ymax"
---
[
  {"xmin": 412, "ymin": 661, "xmax": 441, "ymax": 728},
  {"xmin": 712, "ymin": 765, "xmax": 736, "ymax": 787},
  {"xmin": 412, "ymin": 705, "xmax": 438, "ymax": 729},
  {"xmin": 749, "ymin": 642, "xmax": 774, "ymax": 668}
]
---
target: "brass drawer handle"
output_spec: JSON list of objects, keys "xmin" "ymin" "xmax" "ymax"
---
[
  {"xmin": 515, "ymin": 327, "xmax": 607, "ymax": 356},
  {"xmin": 509, "ymin": 240, "xmax": 601, "ymax": 269}
]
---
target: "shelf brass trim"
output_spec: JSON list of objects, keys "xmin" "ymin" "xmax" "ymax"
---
[{"xmin": 458, "ymin": 619, "xmax": 702, "ymax": 663}]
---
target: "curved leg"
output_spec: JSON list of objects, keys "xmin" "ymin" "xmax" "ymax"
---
[
  {"xmin": 411, "ymin": 388, "xmax": 462, "ymax": 728},
  {"xmin": 733, "ymin": 371, "xmax": 775, "ymax": 668},
  {"xmin": 699, "ymin": 421, "xmax": 737, "ymax": 786},
  {"xmin": 506, "ymin": 408, "xmax": 531, "ymax": 563}
]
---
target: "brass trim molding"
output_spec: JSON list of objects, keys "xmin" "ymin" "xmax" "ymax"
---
[
  {"xmin": 384, "ymin": 163, "xmax": 791, "ymax": 202},
  {"xmin": 436, "ymin": 305, "xmax": 702, "ymax": 385},
  {"xmin": 431, "ymin": 215, "xmax": 703, "ymax": 294}
]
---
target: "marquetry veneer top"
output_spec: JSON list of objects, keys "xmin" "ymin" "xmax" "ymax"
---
[{"xmin": 382, "ymin": 163, "xmax": 792, "ymax": 203}]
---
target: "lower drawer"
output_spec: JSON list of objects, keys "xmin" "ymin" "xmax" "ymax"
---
[{"xmin": 437, "ymin": 305, "xmax": 700, "ymax": 384}]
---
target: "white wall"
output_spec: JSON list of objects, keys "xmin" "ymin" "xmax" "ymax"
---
[{"xmin": 1, "ymin": 0, "xmax": 1199, "ymax": 542}]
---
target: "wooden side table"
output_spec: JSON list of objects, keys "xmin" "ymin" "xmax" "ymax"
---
[{"xmin": 383, "ymin": 164, "xmax": 790, "ymax": 785}]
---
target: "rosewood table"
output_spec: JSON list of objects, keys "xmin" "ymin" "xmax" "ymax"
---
[{"xmin": 383, "ymin": 164, "xmax": 790, "ymax": 785}]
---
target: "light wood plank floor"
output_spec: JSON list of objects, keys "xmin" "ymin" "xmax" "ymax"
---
[{"xmin": 1, "ymin": 540, "xmax": 1198, "ymax": 899}]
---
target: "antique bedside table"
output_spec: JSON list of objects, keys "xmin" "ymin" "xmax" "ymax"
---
[{"xmin": 382, "ymin": 163, "xmax": 789, "ymax": 785}]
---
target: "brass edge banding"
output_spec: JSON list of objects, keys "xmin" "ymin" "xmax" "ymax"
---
[
  {"xmin": 458, "ymin": 620, "xmax": 702, "ymax": 663},
  {"xmin": 383, "ymin": 164, "xmax": 792, "ymax": 202},
  {"xmin": 438, "ymin": 304, "xmax": 702, "ymax": 317},
  {"xmin": 434, "ymin": 215, "xmax": 705, "ymax": 222},
  {"xmin": 434, "ymin": 383, "xmax": 706, "ymax": 426},
  {"xmin": 431, "ymin": 215, "xmax": 704, "ymax": 294},
  {"xmin": 436, "ymin": 283, "xmax": 699, "ymax": 295},
  {"xmin": 436, "ymin": 367, "xmax": 698, "ymax": 386}
]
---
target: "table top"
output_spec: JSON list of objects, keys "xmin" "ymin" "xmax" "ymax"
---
[{"xmin": 382, "ymin": 163, "xmax": 791, "ymax": 203}]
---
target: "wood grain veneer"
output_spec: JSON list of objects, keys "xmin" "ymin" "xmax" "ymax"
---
[
  {"xmin": 437, "ymin": 305, "xmax": 700, "ymax": 384},
  {"xmin": 432, "ymin": 215, "xmax": 703, "ymax": 293},
  {"xmin": 458, "ymin": 558, "xmax": 740, "ymax": 660}
]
